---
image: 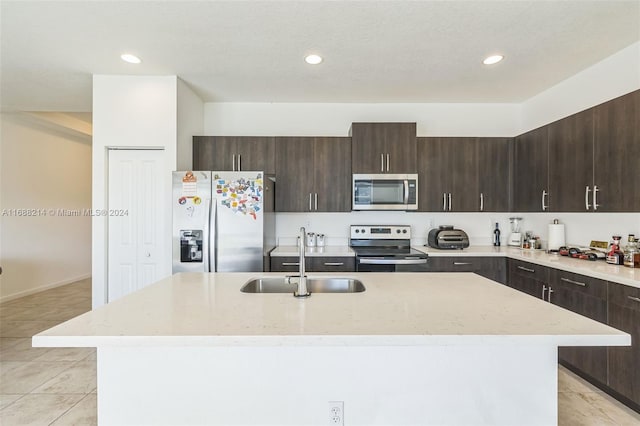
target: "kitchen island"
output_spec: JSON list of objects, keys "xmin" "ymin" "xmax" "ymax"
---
[{"xmin": 33, "ymin": 272, "xmax": 630, "ymax": 425}]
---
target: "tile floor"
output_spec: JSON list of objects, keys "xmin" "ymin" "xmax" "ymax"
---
[{"xmin": 1, "ymin": 278, "xmax": 640, "ymax": 425}]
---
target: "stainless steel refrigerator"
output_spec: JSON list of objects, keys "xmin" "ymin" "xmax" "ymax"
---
[{"xmin": 172, "ymin": 171, "xmax": 275, "ymax": 273}]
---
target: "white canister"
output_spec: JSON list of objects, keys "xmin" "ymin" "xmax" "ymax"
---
[
  {"xmin": 316, "ymin": 234, "xmax": 326, "ymax": 247},
  {"xmin": 306, "ymin": 232, "xmax": 316, "ymax": 247}
]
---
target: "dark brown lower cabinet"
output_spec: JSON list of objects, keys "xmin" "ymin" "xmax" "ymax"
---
[
  {"xmin": 270, "ymin": 256, "xmax": 355, "ymax": 273},
  {"xmin": 608, "ymin": 282, "xmax": 640, "ymax": 410},
  {"xmin": 507, "ymin": 259, "xmax": 549, "ymax": 298},
  {"xmin": 549, "ymin": 269, "xmax": 607, "ymax": 384},
  {"xmin": 427, "ymin": 256, "xmax": 506, "ymax": 284}
]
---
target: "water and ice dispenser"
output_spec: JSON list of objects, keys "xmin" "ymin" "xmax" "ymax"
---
[{"xmin": 180, "ymin": 230, "xmax": 203, "ymax": 262}]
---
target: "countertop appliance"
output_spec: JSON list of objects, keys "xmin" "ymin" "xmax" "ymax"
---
[
  {"xmin": 508, "ymin": 217, "xmax": 524, "ymax": 247},
  {"xmin": 350, "ymin": 225, "xmax": 428, "ymax": 272},
  {"xmin": 427, "ymin": 226, "xmax": 469, "ymax": 249},
  {"xmin": 172, "ymin": 171, "xmax": 275, "ymax": 273},
  {"xmin": 352, "ymin": 174, "xmax": 418, "ymax": 211}
]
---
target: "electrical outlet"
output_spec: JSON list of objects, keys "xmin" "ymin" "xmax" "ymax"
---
[{"xmin": 328, "ymin": 401, "xmax": 344, "ymax": 425}]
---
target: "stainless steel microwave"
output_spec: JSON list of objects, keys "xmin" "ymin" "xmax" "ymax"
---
[{"xmin": 352, "ymin": 174, "xmax": 418, "ymax": 211}]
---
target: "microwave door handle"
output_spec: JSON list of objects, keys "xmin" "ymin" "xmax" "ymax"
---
[{"xmin": 404, "ymin": 180, "xmax": 409, "ymax": 205}]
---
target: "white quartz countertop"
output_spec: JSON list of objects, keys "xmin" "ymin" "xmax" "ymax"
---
[
  {"xmin": 272, "ymin": 244, "xmax": 639, "ymax": 288},
  {"xmin": 413, "ymin": 245, "xmax": 640, "ymax": 288},
  {"xmin": 33, "ymin": 272, "xmax": 629, "ymax": 349}
]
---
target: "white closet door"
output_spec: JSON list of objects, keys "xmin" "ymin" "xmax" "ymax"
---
[{"xmin": 108, "ymin": 149, "xmax": 164, "ymax": 302}]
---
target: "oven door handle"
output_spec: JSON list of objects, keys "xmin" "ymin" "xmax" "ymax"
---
[{"xmin": 359, "ymin": 258, "xmax": 428, "ymax": 265}]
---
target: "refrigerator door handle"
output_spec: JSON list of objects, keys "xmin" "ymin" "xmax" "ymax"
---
[
  {"xmin": 203, "ymin": 198, "xmax": 211, "ymax": 272},
  {"xmin": 209, "ymin": 199, "xmax": 217, "ymax": 272}
]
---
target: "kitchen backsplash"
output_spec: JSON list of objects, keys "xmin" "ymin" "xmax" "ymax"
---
[{"xmin": 276, "ymin": 212, "xmax": 640, "ymax": 248}]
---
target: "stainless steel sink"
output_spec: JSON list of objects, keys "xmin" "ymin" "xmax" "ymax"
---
[{"xmin": 241, "ymin": 277, "xmax": 365, "ymax": 293}]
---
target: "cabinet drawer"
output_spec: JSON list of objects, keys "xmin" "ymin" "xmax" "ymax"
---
[
  {"xmin": 608, "ymin": 282, "xmax": 640, "ymax": 312},
  {"xmin": 428, "ymin": 257, "xmax": 480, "ymax": 272},
  {"xmin": 509, "ymin": 259, "xmax": 548, "ymax": 281},
  {"xmin": 309, "ymin": 257, "xmax": 355, "ymax": 272},
  {"xmin": 549, "ymin": 269, "xmax": 607, "ymax": 300},
  {"xmin": 270, "ymin": 257, "xmax": 309, "ymax": 273}
]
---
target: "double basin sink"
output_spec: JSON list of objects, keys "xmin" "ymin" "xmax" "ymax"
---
[{"xmin": 241, "ymin": 277, "xmax": 365, "ymax": 294}]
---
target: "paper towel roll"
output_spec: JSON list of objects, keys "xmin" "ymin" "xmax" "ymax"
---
[{"xmin": 548, "ymin": 224, "xmax": 566, "ymax": 251}]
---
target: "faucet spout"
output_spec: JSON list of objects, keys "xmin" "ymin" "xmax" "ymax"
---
[{"xmin": 294, "ymin": 227, "xmax": 310, "ymax": 297}]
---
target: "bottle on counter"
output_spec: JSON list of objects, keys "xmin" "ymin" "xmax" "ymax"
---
[
  {"xmin": 623, "ymin": 235, "xmax": 639, "ymax": 268},
  {"xmin": 606, "ymin": 235, "xmax": 624, "ymax": 265},
  {"xmin": 493, "ymin": 223, "xmax": 501, "ymax": 247}
]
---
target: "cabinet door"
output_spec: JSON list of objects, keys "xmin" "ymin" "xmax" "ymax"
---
[
  {"xmin": 193, "ymin": 136, "xmax": 236, "ymax": 171},
  {"xmin": 308, "ymin": 257, "xmax": 355, "ymax": 272},
  {"xmin": 594, "ymin": 90, "xmax": 640, "ymax": 212},
  {"xmin": 314, "ymin": 137, "xmax": 352, "ymax": 212},
  {"xmin": 507, "ymin": 259, "xmax": 548, "ymax": 298},
  {"xmin": 236, "ymin": 137, "xmax": 275, "ymax": 175},
  {"xmin": 477, "ymin": 138, "xmax": 511, "ymax": 212},
  {"xmin": 549, "ymin": 270, "xmax": 607, "ymax": 384},
  {"xmin": 417, "ymin": 138, "xmax": 453, "ymax": 211},
  {"xmin": 513, "ymin": 127, "xmax": 549, "ymax": 212},
  {"xmin": 385, "ymin": 122, "xmax": 417, "ymax": 173},
  {"xmin": 449, "ymin": 138, "xmax": 479, "ymax": 212},
  {"xmin": 548, "ymin": 109, "xmax": 594, "ymax": 212},
  {"xmin": 608, "ymin": 282, "xmax": 640, "ymax": 407},
  {"xmin": 275, "ymin": 138, "xmax": 315, "ymax": 212},
  {"xmin": 351, "ymin": 123, "xmax": 388, "ymax": 173}
]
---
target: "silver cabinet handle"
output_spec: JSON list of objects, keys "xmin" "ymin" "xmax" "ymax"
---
[
  {"xmin": 386, "ymin": 153, "xmax": 390, "ymax": 172},
  {"xmin": 448, "ymin": 193, "xmax": 452, "ymax": 211},
  {"xmin": 542, "ymin": 190, "xmax": 548, "ymax": 211},
  {"xmin": 381, "ymin": 154, "xmax": 384, "ymax": 172},
  {"xmin": 561, "ymin": 277, "xmax": 586, "ymax": 287},
  {"xmin": 232, "ymin": 154, "xmax": 236, "ymax": 171},
  {"xmin": 593, "ymin": 185, "xmax": 600, "ymax": 210},
  {"xmin": 309, "ymin": 193, "xmax": 312, "ymax": 211},
  {"xmin": 237, "ymin": 154, "xmax": 241, "ymax": 171},
  {"xmin": 628, "ymin": 296, "xmax": 640, "ymax": 303},
  {"xmin": 480, "ymin": 193, "xmax": 484, "ymax": 211},
  {"xmin": 314, "ymin": 193, "xmax": 318, "ymax": 211},
  {"xmin": 282, "ymin": 262, "xmax": 300, "ymax": 266},
  {"xmin": 542, "ymin": 285, "xmax": 548, "ymax": 300},
  {"xmin": 585, "ymin": 186, "xmax": 591, "ymax": 210},
  {"xmin": 517, "ymin": 265, "xmax": 535, "ymax": 273},
  {"xmin": 323, "ymin": 262, "xmax": 344, "ymax": 266},
  {"xmin": 453, "ymin": 262, "xmax": 472, "ymax": 266},
  {"xmin": 547, "ymin": 286, "xmax": 554, "ymax": 303},
  {"xmin": 443, "ymin": 193, "xmax": 447, "ymax": 211}
]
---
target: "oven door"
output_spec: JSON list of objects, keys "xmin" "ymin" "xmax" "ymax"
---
[
  {"xmin": 352, "ymin": 174, "xmax": 417, "ymax": 210},
  {"xmin": 356, "ymin": 256, "xmax": 428, "ymax": 272}
]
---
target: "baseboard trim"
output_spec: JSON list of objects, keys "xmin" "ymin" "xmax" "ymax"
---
[{"xmin": 0, "ymin": 273, "xmax": 91, "ymax": 304}]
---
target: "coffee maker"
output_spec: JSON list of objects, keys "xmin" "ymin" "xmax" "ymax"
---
[{"xmin": 508, "ymin": 217, "xmax": 524, "ymax": 247}]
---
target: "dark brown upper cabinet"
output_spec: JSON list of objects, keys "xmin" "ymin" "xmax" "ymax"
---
[
  {"xmin": 548, "ymin": 109, "xmax": 594, "ymax": 212},
  {"xmin": 593, "ymin": 90, "xmax": 640, "ymax": 212},
  {"xmin": 512, "ymin": 126, "xmax": 549, "ymax": 212},
  {"xmin": 193, "ymin": 136, "xmax": 275, "ymax": 174},
  {"xmin": 275, "ymin": 137, "xmax": 351, "ymax": 212},
  {"xmin": 418, "ymin": 137, "xmax": 510, "ymax": 212},
  {"xmin": 351, "ymin": 123, "xmax": 417, "ymax": 174}
]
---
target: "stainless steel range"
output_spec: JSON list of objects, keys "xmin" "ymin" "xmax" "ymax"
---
[{"xmin": 350, "ymin": 225, "xmax": 428, "ymax": 272}]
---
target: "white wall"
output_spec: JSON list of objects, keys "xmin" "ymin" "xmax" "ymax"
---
[
  {"xmin": 204, "ymin": 102, "xmax": 521, "ymax": 137},
  {"xmin": 521, "ymin": 41, "xmax": 640, "ymax": 133},
  {"xmin": 177, "ymin": 79, "xmax": 204, "ymax": 170},
  {"xmin": 92, "ymin": 75, "xmax": 177, "ymax": 308},
  {"xmin": 0, "ymin": 113, "xmax": 92, "ymax": 302}
]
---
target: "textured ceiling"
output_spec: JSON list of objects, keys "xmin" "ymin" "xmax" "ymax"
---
[{"xmin": 1, "ymin": 0, "xmax": 639, "ymax": 111}]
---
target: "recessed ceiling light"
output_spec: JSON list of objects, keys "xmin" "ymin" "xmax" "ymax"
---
[
  {"xmin": 483, "ymin": 55, "xmax": 504, "ymax": 65},
  {"xmin": 121, "ymin": 54, "xmax": 142, "ymax": 64},
  {"xmin": 304, "ymin": 54, "xmax": 323, "ymax": 65}
]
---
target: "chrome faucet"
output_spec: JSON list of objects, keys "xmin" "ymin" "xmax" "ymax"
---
[{"xmin": 293, "ymin": 226, "xmax": 310, "ymax": 297}]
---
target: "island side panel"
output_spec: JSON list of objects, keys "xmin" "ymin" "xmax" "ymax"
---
[{"xmin": 97, "ymin": 344, "xmax": 557, "ymax": 425}]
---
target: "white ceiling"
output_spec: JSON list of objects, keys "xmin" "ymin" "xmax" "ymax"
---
[{"xmin": 1, "ymin": 0, "xmax": 639, "ymax": 112}]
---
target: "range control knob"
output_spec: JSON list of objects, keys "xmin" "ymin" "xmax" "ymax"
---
[
  {"xmin": 402, "ymin": 229, "xmax": 407, "ymax": 234},
  {"xmin": 361, "ymin": 228, "xmax": 366, "ymax": 233},
  {"xmin": 355, "ymin": 229, "xmax": 359, "ymax": 233},
  {"xmin": 396, "ymin": 229, "xmax": 401, "ymax": 233}
]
